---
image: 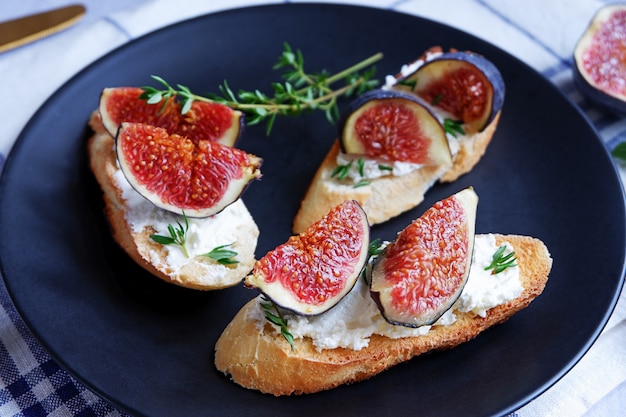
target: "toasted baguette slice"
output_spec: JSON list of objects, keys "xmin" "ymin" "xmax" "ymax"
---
[
  {"xmin": 214, "ymin": 234, "xmax": 551, "ymax": 395},
  {"xmin": 292, "ymin": 112, "xmax": 500, "ymax": 233},
  {"xmin": 87, "ymin": 112, "xmax": 259, "ymax": 290}
]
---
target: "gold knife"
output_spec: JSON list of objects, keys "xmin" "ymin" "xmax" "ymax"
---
[{"xmin": 0, "ymin": 4, "xmax": 86, "ymax": 53}]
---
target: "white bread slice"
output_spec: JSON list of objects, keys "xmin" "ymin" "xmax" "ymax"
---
[
  {"xmin": 292, "ymin": 112, "xmax": 500, "ymax": 233},
  {"xmin": 214, "ymin": 234, "xmax": 551, "ymax": 395},
  {"xmin": 87, "ymin": 112, "xmax": 259, "ymax": 290}
]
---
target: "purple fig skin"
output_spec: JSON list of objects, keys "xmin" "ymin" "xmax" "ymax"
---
[
  {"xmin": 245, "ymin": 200, "xmax": 371, "ymax": 316},
  {"xmin": 367, "ymin": 187, "xmax": 478, "ymax": 328},
  {"xmin": 367, "ymin": 252, "xmax": 466, "ymax": 328},
  {"xmin": 338, "ymin": 89, "xmax": 436, "ymax": 150},
  {"xmin": 258, "ymin": 273, "xmax": 363, "ymax": 317},
  {"xmin": 337, "ymin": 89, "xmax": 451, "ymax": 166},
  {"xmin": 395, "ymin": 51, "xmax": 505, "ymax": 132},
  {"xmin": 99, "ymin": 87, "xmax": 245, "ymax": 147},
  {"xmin": 573, "ymin": 5, "xmax": 626, "ymax": 116},
  {"xmin": 115, "ymin": 122, "xmax": 262, "ymax": 218},
  {"xmin": 573, "ymin": 68, "xmax": 626, "ymax": 116}
]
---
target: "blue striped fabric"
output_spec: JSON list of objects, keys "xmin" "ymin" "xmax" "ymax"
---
[{"xmin": 0, "ymin": 281, "xmax": 127, "ymax": 417}]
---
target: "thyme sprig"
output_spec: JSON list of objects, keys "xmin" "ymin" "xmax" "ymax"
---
[
  {"xmin": 485, "ymin": 245, "xmax": 517, "ymax": 275},
  {"xmin": 368, "ymin": 238, "xmax": 384, "ymax": 258},
  {"xmin": 332, "ymin": 157, "xmax": 391, "ymax": 188},
  {"xmin": 149, "ymin": 214, "xmax": 241, "ymax": 264},
  {"xmin": 203, "ymin": 243, "xmax": 239, "ymax": 266},
  {"xmin": 361, "ymin": 237, "xmax": 384, "ymax": 283},
  {"xmin": 612, "ymin": 142, "xmax": 626, "ymax": 162},
  {"xmin": 141, "ymin": 43, "xmax": 382, "ymax": 135},
  {"xmin": 332, "ymin": 158, "xmax": 368, "ymax": 187},
  {"xmin": 149, "ymin": 211, "xmax": 190, "ymax": 258},
  {"xmin": 396, "ymin": 78, "xmax": 417, "ymax": 89},
  {"xmin": 260, "ymin": 296, "xmax": 295, "ymax": 351},
  {"xmin": 443, "ymin": 118, "xmax": 466, "ymax": 138},
  {"xmin": 331, "ymin": 161, "xmax": 353, "ymax": 180}
]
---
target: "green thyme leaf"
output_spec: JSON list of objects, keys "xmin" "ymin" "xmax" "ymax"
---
[
  {"xmin": 431, "ymin": 93, "xmax": 443, "ymax": 106},
  {"xmin": 141, "ymin": 43, "xmax": 382, "ymax": 134},
  {"xmin": 140, "ymin": 75, "xmax": 178, "ymax": 114},
  {"xmin": 332, "ymin": 158, "xmax": 373, "ymax": 187},
  {"xmin": 443, "ymin": 118, "xmax": 466, "ymax": 138},
  {"xmin": 356, "ymin": 157, "xmax": 366, "ymax": 177},
  {"xmin": 368, "ymin": 238, "xmax": 384, "ymax": 257},
  {"xmin": 353, "ymin": 180, "xmax": 371, "ymax": 188},
  {"xmin": 149, "ymin": 211, "xmax": 190, "ymax": 258},
  {"xmin": 361, "ymin": 238, "xmax": 385, "ymax": 283},
  {"xmin": 281, "ymin": 328, "xmax": 295, "ymax": 348},
  {"xmin": 397, "ymin": 78, "xmax": 417, "ymax": 89},
  {"xmin": 378, "ymin": 164, "xmax": 393, "ymax": 171},
  {"xmin": 484, "ymin": 245, "xmax": 517, "ymax": 275},
  {"xmin": 141, "ymin": 88, "xmax": 163, "ymax": 104},
  {"xmin": 260, "ymin": 296, "xmax": 295, "ymax": 351},
  {"xmin": 611, "ymin": 142, "xmax": 626, "ymax": 162},
  {"xmin": 331, "ymin": 161, "xmax": 352, "ymax": 180},
  {"xmin": 149, "ymin": 235, "xmax": 176, "ymax": 245},
  {"xmin": 203, "ymin": 243, "xmax": 239, "ymax": 265},
  {"xmin": 261, "ymin": 310, "xmax": 283, "ymax": 327},
  {"xmin": 180, "ymin": 97, "xmax": 193, "ymax": 114}
]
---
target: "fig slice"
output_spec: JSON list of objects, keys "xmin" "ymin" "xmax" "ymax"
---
[
  {"xmin": 573, "ymin": 4, "xmax": 626, "ymax": 115},
  {"xmin": 99, "ymin": 87, "xmax": 243, "ymax": 146},
  {"xmin": 245, "ymin": 200, "xmax": 370, "ymax": 316},
  {"xmin": 339, "ymin": 89, "xmax": 452, "ymax": 166},
  {"xmin": 116, "ymin": 122, "xmax": 262, "ymax": 218},
  {"xmin": 369, "ymin": 187, "xmax": 478, "ymax": 327},
  {"xmin": 392, "ymin": 51, "xmax": 504, "ymax": 134}
]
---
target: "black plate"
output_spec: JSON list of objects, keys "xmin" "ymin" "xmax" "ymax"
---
[{"xmin": 1, "ymin": 4, "xmax": 625, "ymax": 417}]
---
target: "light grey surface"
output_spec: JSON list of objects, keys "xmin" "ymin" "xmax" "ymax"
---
[{"xmin": 0, "ymin": 1, "xmax": 150, "ymax": 26}]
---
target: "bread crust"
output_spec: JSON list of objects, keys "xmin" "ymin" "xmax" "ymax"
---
[
  {"xmin": 87, "ymin": 113, "xmax": 259, "ymax": 290},
  {"xmin": 440, "ymin": 112, "xmax": 500, "ymax": 182},
  {"xmin": 214, "ymin": 234, "xmax": 552, "ymax": 395},
  {"xmin": 292, "ymin": 112, "xmax": 501, "ymax": 234}
]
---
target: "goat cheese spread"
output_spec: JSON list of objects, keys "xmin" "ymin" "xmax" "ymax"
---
[
  {"xmin": 334, "ymin": 50, "xmax": 462, "ymax": 184},
  {"xmin": 251, "ymin": 234, "xmax": 522, "ymax": 351},
  {"xmin": 335, "ymin": 152, "xmax": 424, "ymax": 182},
  {"xmin": 382, "ymin": 50, "xmax": 442, "ymax": 89},
  {"xmin": 113, "ymin": 167, "xmax": 253, "ymax": 282}
]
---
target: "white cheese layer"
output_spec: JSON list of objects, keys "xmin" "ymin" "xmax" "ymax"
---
[
  {"xmin": 112, "ymin": 167, "xmax": 253, "ymax": 281},
  {"xmin": 382, "ymin": 50, "xmax": 442, "ymax": 89},
  {"xmin": 334, "ymin": 152, "xmax": 423, "ymax": 182},
  {"xmin": 250, "ymin": 234, "xmax": 522, "ymax": 351}
]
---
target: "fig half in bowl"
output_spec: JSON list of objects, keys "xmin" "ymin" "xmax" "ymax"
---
[{"xmin": 574, "ymin": 4, "xmax": 626, "ymax": 115}]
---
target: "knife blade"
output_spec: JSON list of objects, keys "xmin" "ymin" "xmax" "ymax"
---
[{"xmin": 0, "ymin": 4, "xmax": 86, "ymax": 53}]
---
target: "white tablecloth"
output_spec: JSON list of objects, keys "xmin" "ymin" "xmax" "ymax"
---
[{"xmin": 1, "ymin": 1, "xmax": 625, "ymax": 416}]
